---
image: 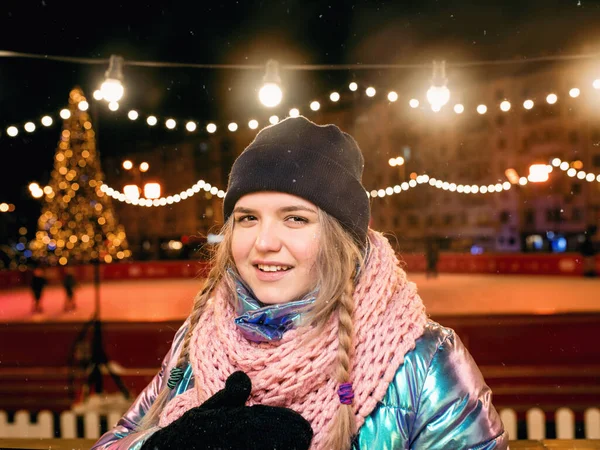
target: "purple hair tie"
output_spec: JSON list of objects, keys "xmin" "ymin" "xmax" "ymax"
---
[{"xmin": 338, "ymin": 382, "xmax": 354, "ymax": 405}]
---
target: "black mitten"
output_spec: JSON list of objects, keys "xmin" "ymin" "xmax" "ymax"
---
[{"xmin": 141, "ymin": 371, "xmax": 313, "ymax": 450}]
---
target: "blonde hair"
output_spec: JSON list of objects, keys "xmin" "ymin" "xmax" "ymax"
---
[{"xmin": 138, "ymin": 210, "xmax": 366, "ymax": 450}]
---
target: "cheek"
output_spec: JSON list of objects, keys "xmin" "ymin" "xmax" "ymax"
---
[
  {"xmin": 297, "ymin": 233, "xmax": 320, "ymax": 270},
  {"xmin": 231, "ymin": 231, "xmax": 251, "ymax": 265}
]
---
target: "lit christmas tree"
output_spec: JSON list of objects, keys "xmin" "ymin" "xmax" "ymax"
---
[{"xmin": 30, "ymin": 87, "xmax": 130, "ymax": 265}]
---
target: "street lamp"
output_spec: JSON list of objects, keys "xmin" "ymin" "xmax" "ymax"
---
[
  {"xmin": 122, "ymin": 160, "xmax": 161, "ymax": 201},
  {"xmin": 528, "ymin": 164, "xmax": 551, "ymax": 183}
]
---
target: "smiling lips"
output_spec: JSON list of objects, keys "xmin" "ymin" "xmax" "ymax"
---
[
  {"xmin": 254, "ymin": 264, "xmax": 293, "ymax": 281},
  {"xmin": 257, "ymin": 264, "xmax": 292, "ymax": 272}
]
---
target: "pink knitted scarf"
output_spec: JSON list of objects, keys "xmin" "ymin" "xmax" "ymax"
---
[{"xmin": 159, "ymin": 230, "xmax": 428, "ymax": 449}]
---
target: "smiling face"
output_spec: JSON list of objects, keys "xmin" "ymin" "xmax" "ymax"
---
[{"xmin": 231, "ymin": 192, "xmax": 321, "ymax": 305}]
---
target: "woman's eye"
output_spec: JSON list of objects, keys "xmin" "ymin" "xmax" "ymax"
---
[
  {"xmin": 235, "ymin": 215, "xmax": 256, "ymax": 223},
  {"xmin": 286, "ymin": 216, "xmax": 308, "ymax": 224}
]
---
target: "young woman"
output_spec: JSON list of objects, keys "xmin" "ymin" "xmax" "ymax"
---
[{"xmin": 93, "ymin": 116, "xmax": 507, "ymax": 449}]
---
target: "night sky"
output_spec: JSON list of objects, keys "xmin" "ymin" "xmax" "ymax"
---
[{"xmin": 1, "ymin": 0, "xmax": 599, "ymax": 231}]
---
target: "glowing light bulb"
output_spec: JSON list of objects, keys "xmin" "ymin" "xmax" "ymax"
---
[
  {"xmin": 426, "ymin": 85, "xmax": 450, "ymax": 110},
  {"xmin": 259, "ymin": 83, "xmax": 283, "ymax": 107},
  {"xmin": 100, "ymin": 79, "xmax": 124, "ymax": 103}
]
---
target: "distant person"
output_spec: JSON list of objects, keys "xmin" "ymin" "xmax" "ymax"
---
[
  {"xmin": 30, "ymin": 266, "xmax": 47, "ymax": 314},
  {"xmin": 579, "ymin": 225, "xmax": 598, "ymax": 278},
  {"xmin": 63, "ymin": 267, "xmax": 78, "ymax": 311},
  {"xmin": 425, "ymin": 236, "xmax": 440, "ymax": 278}
]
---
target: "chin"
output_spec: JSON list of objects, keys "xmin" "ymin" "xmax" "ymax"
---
[
  {"xmin": 254, "ymin": 291, "xmax": 294, "ymax": 305},
  {"xmin": 253, "ymin": 287, "xmax": 309, "ymax": 305}
]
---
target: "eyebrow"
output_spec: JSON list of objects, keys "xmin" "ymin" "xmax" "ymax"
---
[{"xmin": 233, "ymin": 205, "xmax": 318, "ymax": 214}]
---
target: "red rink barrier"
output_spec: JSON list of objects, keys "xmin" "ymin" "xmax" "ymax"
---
[
  {"xmin": 1, "ymin": 253, "xmax": 597, "ymax": 290},
  {"xmin": 0, "ymin": 260, "xmax": 210, "ymax": 290},
  {"xmin": 399, "ymin": 253, "xmax": 597, "ymax": 277}
]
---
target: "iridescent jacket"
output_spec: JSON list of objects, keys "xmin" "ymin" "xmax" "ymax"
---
[{"xmin": 92, "ymin": 320, "xmax": 508, "ymax": 449}]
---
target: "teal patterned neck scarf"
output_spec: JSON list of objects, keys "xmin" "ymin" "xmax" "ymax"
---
[{"xmin": 230, "ymin": 269, "xmax": 316, "ymax": 343}]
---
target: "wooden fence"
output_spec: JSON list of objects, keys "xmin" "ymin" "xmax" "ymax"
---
[{"xmin": 1, "ymin": 406, "xmax": 599, "ymax": 440}]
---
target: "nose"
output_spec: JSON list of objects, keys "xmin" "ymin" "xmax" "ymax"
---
[{"xmin": 254, "ymin": 220, "xmax": 282, "ymax": 253}]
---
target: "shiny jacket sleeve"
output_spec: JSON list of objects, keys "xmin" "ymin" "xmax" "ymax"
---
[
  {"xmin": 409, "ymin": 325, "xmax": 508, "ymax": 449},
  {"xmin": 353, "ymin": 322, "xmax": 507, "ymax": 449},
  {"xmin": 91, "ymin": 320, "xmax": 189, "ymax": 450}
]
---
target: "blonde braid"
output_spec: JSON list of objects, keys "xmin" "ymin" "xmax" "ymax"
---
[
  {"xmin": 137, "ymin": 268, "xmax": 221, "ymax": 430},
  {"xmin": 137, "ymin": 221, "xmax": 235, "ymax": 431},
  {"xmin": 324, "ymin": 277, "xmax": 357, "ymax": 449}
]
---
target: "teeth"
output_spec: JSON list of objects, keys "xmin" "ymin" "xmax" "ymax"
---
[{"xmin": 257, "ymin": 264, "xmax": 291, "ymax": 272}]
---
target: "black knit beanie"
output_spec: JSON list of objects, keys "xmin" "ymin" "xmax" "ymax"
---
[{"xmin": 223, "ymin": 116, "xmax": 371, "ymax": 247}]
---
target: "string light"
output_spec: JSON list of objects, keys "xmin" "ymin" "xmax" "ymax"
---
[
  {"xmin": 100, "ymin": 55, "xmax": 125, "ymax": 102},
  {"xmin": 500, "ymin": 100, "xmax": 511, "ymax": 111},
  {"xmin": 546, "ymin": 93, "xmax": 558, "ymax": 104},
  {"xmin": 0, "ymin": 202, "xmax": 16, "ymax": 213},
  {"xmin": 4, "ymin": 76, "xmax": 599, "ymax": 141},
  {"xmin": 426, "ymin": 60, "xmax": 450, "ymax": 111},
  {"xmin": 84, "ymin": 155, "xmax": 596, "ymax": 208},
  {"xmin": 258, "ymin": 59, "xmax": 283, "ymax": 107}
]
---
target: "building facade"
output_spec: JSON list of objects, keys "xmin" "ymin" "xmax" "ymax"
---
[{"xmin": 104, "ymin": 62, "xmax": 600, "ymax": 258}]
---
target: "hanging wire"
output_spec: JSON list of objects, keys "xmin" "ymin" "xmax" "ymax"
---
[{"xmin": 1, "ymin": 49, "xmax": 599, "ymax": 70}]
